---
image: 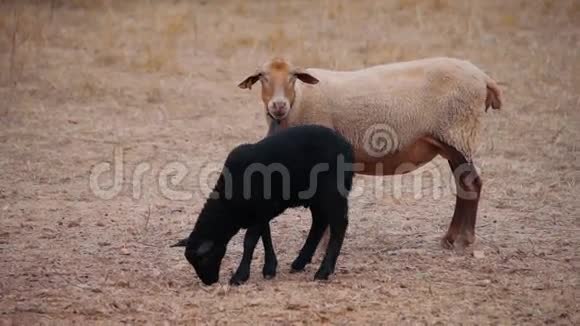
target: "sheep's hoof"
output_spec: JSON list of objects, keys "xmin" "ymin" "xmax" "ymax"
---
[
  {"xmin": 456, "ymin": 232, "xmax": 475, "ymax": 249},
  {"xmin": 290, "ymin": 262, "xmax": 306, "ymax": 273},
  {"xmin": 313, "ymin": 269, "xmax": 331, "ymax": 281},
  {"xmin": 263, "ymin": 273, "xmax": 275, "ymax": 280},
  {"xmin": 290, "ymin": 267, "xmax": 304, "ymax": 274},
  {"xmin": 290, "ymin": 257, "xmax": 310, "ymax": 272},
  {"xmin": 229, "ymin": 271, "xmax": 250, "ymax": 286},
  {"xmin": 229, "ymin": 277, "xmax": 248, "ymax": 286},
  {"xmin": 262, "ymin": 261, "xmax": 277, "ymax": 280},
  {"xmin": 441, "ymin": 232, "xmax": 475, "ymax": 250},
  {"xmin": 440, "ymin": 236, "xmax": 455, "ymax": 250}
]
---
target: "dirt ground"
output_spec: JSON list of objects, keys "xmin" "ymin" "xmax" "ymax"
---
[{"xmin": 0, "ymin": 0, "xmax": 579, "ymax": 324}]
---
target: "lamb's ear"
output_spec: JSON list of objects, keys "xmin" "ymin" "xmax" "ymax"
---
[
  {"xmin": 238, "ymin": 71, "xmax": 262, "ymax": 90},
  {"xmin": 196, "ymin": 240, "xmax": 214, "ymax": 256},
  {"xmin": 170, "ymin": 237, "xmax": 189, "ymax": 247},
  {"xmin": 292, "ymin": 68, "xmax": 319, "ymax": 85}
]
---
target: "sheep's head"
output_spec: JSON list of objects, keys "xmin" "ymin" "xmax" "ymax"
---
[
  {"xmin": 238, "ymin": 58, "xmax": 319, "ymax": 120},
  {"xmin": 184, "ymin": 237, "xmax": 227, "ymax": 285}
]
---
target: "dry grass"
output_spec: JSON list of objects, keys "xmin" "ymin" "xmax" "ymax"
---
[{"xmin": 0, "ymin": 0, "xmax": 579, "ymax": 324}]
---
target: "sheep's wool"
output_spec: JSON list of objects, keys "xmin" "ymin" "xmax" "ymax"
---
[{"xmin": 285, "ymin": 57, "xmax": 501, "ymax": 162}]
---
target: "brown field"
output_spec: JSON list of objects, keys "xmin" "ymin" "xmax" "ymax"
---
[{"xmin": 0, "ymin": 0, "xmax": 579, "ymax": 324}]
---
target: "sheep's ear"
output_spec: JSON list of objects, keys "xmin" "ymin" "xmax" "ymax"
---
[
  {"xmin": 196, "ymin": 240, "xmax": 214, "ymax": 256},
  {"xmin": 292, "ymin": 69, "xmax": 319, "ymax": 85},
  {"xmin": 170, "ymin": 237, "xmax": 189, "ymax": 247},
  {"xmin": 238, "ymin": 71, "xmax": 262, "ymax": 90}
]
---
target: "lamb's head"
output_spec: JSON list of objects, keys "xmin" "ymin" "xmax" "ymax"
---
[
  {"xmin": 238, "ymin": 58, "xmax": 319, "ymax": 120},
  {"xmin": 184, "ymin": 236, "xmax": 227, "ymax": 285}
]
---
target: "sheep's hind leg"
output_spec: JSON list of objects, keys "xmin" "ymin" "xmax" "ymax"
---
[
  {"xmin": 230, "ymin": 224, "xmax": 264, "ymax": 285},
  {"xmin": 314, "ymin": 199, "xmax": 348, "ymax": 281},
  {"xmin": 261, "ymin": 223, "xmax": 278, "ymax": 279},
  {"xmin": 440, "ymin": 144, "xmax": 482, "ymax": 250},
  {"xmin": 291, "ymin": 206, "xmax": 329, "ymax": 273}
]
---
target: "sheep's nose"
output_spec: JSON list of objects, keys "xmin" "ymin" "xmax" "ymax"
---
[{"xmin": 273, "ymin": 101, "xmax": 287, "ymax": 111}]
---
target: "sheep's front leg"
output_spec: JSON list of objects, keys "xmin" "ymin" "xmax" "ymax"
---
[
  {"xmin": 314, "ymin": 200, "xmax": 348, "ymax": 280},
  {"xmin": 261, "ymin": 223, "xmax": 278, "ymax": 279},
  {"xmin": 230, "ymin": 223, "xmax": 277, "ymax": 285},
  {"xmin": 441, "ymin": 145, "xmax": 482, "ymax": 249},
  {"xmin": 266, "ymin": 118, "xmax": 283, "ymax": 136},
  {"xmin": 230, "ymin": 225, "xmax": 263, "ymax": 285}
]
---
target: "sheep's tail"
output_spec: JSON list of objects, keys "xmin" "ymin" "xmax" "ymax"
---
[
  {"xmin": 484, "ymin": 76, "xmax": 503, "ymax": 112},
  {"xmin": 170, "ymin": 237, "xmax": 189, "ymax": 247}
]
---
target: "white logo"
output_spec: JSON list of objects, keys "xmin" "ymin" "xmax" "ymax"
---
[{"xmin": 363, "ymin": 123, "xmax": 399, "ymax": 157}]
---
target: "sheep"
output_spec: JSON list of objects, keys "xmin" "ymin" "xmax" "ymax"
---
[
  {"xmin": 173, "ymin": 119, "xmax": 284, "ymax": 285},
  {"xmin": 238, "ymin": 57, "xmax": 503, "ymax": 249},
  {"xmin": 175, "ymin": 125, "xmax": 354, "ymax": 285}
]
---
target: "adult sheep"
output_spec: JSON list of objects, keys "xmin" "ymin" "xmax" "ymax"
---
[
  {"xmin": 177, "ymin": 125, "xmax": 354, "ymax": 285},
  {"xmin": 238, "ymin": 57, "xmax": 503, "ymax": 249}
]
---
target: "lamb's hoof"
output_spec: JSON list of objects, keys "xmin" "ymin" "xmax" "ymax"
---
[
  {"xmin": 290, "ymin": 258, "xmax": 308, "ymax": 273},
  {"xmin": 229, "ymin": 270, "xmax": 250, "ymax": 286},
  {"xmin": 290, "ymin": 260, "xmax": 306, "ymax": 274},
  {"xmin": 229, "ymin": 277, "xmax": 248, "ymax": 286},
  {"xmin": 313, "ymin": 268, "xmax": 331, "ymax": 281},
  {"xmin": 262, "ymin": 261, "xmax": 277, "ymax": 280},
  {"xmin": 263, "ymin": 273, "xmax": 275, "ymax": 280},
  {"xmin": 290, "ymin": 267, "xmax": 304, "ymax": 273}
]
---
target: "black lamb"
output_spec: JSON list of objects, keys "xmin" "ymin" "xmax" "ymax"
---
[{"xmin": 175, "ymin": 125, "xmax": 354, "ymax": 285}]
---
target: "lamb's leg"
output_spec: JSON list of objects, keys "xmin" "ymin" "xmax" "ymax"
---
[
  {"xmin": 290, "ymin": 207, "xmax": 329, "ymax": 272},
  {"xmin": 261, "ymin": 223, "xmax": 278, "ymax": 279},
  {"xmin": 266, "ymin": 118, "xmax": 282, "ymax": 136},
  {"xmin": 258, "ymin": 121, "xmax": 281, "ymax": 279},
  {"xmin": 230, "ymin": 224, "xmax": 263, "ymax": 285},
  {"xmin": 314, "ymin": 199, "xmax": 348, "ymax": 280},
  {"xmin": 441, "ymin": 145, "xmax": 482, "ymax": 249}
]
